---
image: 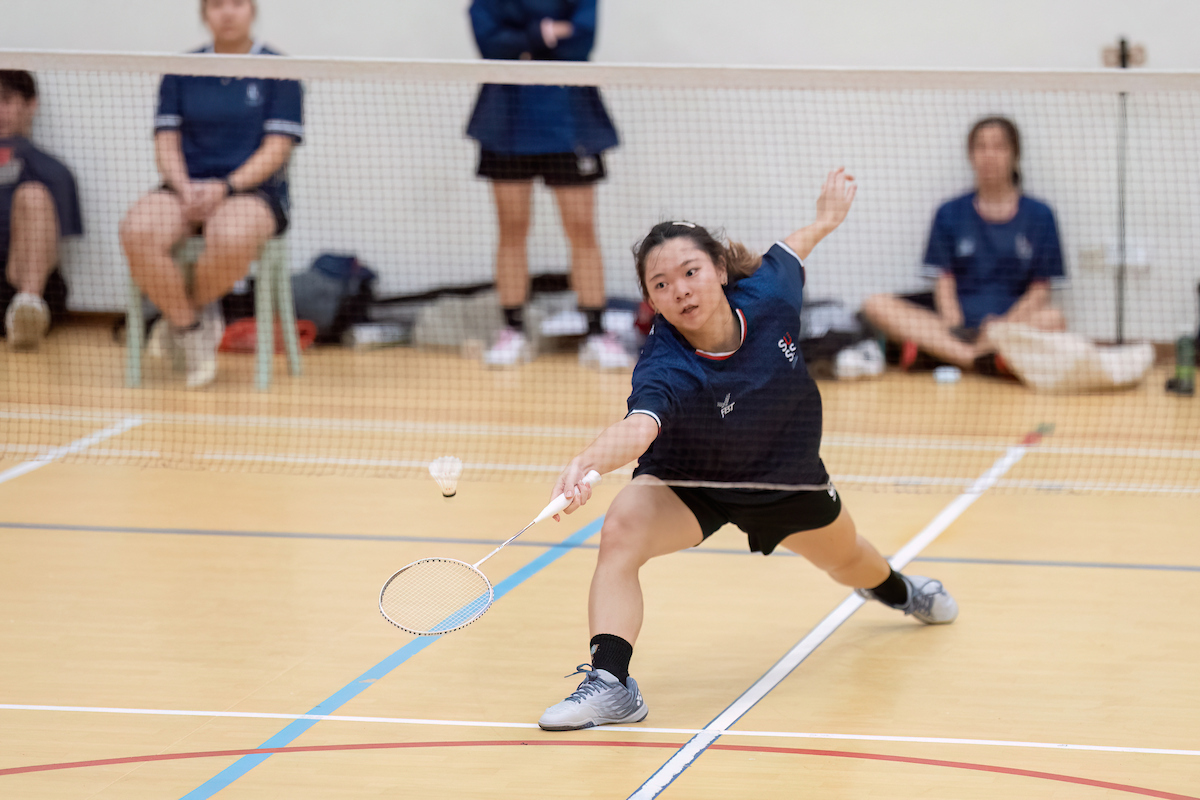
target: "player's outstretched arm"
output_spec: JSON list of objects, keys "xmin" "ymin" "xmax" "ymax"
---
[
  {"xmin": 784, "ymin": 167, "xmax": 857, "ymax": 261},
  {"xmin": 551, "ymin": 414, "xmax": 660, "ymax": 520}
]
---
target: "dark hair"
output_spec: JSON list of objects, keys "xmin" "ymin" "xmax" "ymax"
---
[
  {"xmin": 633, "ymin": 221, "xmax": 761, "ymax": 299},
  {"xmin": 968, "ymin": 115, "xmax": 1021, "ymax": 186},
  {"xmin": 200, "ymin": 0, "xmax": 256, "ymax": 16},
  {"xmin": 0, "ymin": 71, "xmax": 37, "ymax": 102}
]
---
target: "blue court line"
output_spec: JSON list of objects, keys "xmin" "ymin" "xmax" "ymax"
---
[
  {"xmin": 4, "ymin": 521, "xmax": 1200, "ymax": 574},
  {"xmin": 178, "ymin": 515, "xmax": 604, "ymax": 800}
]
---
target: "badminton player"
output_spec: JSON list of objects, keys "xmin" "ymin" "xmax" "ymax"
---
[
  {"xmin": 538, "ymin": 168, "xmax": 958, "ymax": 731},
  {"xmin": 119, "ymin": 0, "xmax": 302, "ymax": 388}
]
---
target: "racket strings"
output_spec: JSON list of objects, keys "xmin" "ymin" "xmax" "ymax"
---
[{"xmin": 379, "ymin": 558, "xmax": 493, "ymax": 635}]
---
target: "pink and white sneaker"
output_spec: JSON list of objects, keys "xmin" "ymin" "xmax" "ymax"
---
[
  {"xmin": 580, "ymin": 332, "xmax": 634, "ymax": 370},
  {"xmin": 483, "ymin": 328, "xmax": 532, "ymax": 368}
]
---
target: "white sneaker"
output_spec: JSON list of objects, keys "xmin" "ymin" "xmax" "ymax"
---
[
  {"xmin": 483, "ymin": 328, "xmax": 531, "ymax": 368},
  {"xmin": 146, "ymin": 317, "xmax": 184, "ymax": 370},
  {"xmin": 539, "ymin": 309, "xmax": 588, "ymax": 337},
  {"xmin": 538, "ymin": 664, "xmax": 648, "ymax": 731},
  {"xmin": 179, "ymin": 303, "xmax": 224, "ymax": 388},
  {"xmin": 856, "ymin": 574, "xmax": 958, "ymax": 624},
  {"xmin": 580, "ymin": 332, "xmax": 634, "ymax": 370},
  {"xmin": 5, "ymin": 292, "xmax": 50, "ymax": 351},
  {"xmin": 835, "ymin": 340, "xmax": 884, "ymax": 380}
]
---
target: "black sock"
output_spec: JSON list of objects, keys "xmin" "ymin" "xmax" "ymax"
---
[
  {"xmin": 589, "ymin": 634, "xmax": 633, "ymax": 684},
  {"xmin": 582, "ymin": 307, "xmax": 604, "ymax": 336},
  {"xmin": 502, "ymin": 306, "xmax": 524, "ymax": 331},
  {"xmin": 868, "ymin": 569, "xmax": 910, "ymax": 608}
]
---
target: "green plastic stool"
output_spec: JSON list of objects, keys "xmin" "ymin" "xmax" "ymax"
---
[{"xmin": 125, "ymin": 236, "xmax": 302, "ymax": 390}]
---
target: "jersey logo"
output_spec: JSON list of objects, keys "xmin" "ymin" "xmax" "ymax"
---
[
  {"xmin": 246, "ymin": 82, "xmax": 263, "ymax": 107},
  {"xmin": 827, "ymin": 484, "xmax": 838, "ymax": 502},
  {"xmin": 1015, "ymin": 233, "xmax": 1033, "ymax": 261},
  {"xmin": 956, "ymin": 237, "xmax": 975, "ymax": 257},
  {"xmin": 717, "ymin": 393, "xmax": 736, "ymax": 419},
  {"xmin": 778, "ymin": 333, "xmax": 797, "ymax": 367},
  {"xmin": 0, "ymin": 152, "xmax": 22, "ymax": 186}
]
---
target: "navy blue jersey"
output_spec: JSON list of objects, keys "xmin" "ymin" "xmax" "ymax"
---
[
  {"xmin": 466, "ymin": 0, "xmax": 618, "ymax": 156},
  {"xmin": 628, "ymin": 242, "xmax": 829, "ymax": 488},
  {"xmin": 154, "ymin": 42, "xmax": 303, "ymax": 197},
  {"xmin": 922, "ymin": 192, "xmax": 1065, "ymax": 328},
  {"xmin": 0, "ymin": 137, "xmax": 83, "ymax": 260}
]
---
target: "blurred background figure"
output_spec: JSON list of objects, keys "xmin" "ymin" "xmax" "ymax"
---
[
  {"xmin": 119, "ymin": 0, "xmax": 302, "ymax": 388},
  {"xmin": 0, "ymin": 70, "xmax": 82, "ymax": 352},
  {"xmin": 467, "ymin": 0, "xmax": 630, "ymax": 369},
  {"xmin": 862, "ymin": 116, "xmax": 1065, "ymax": 372}
]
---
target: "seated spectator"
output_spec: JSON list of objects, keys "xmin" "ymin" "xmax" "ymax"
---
[
  {"xmin": 0, "ymin": 70, "xmax": 82, "ymax": 351},
  {"xmin": 467, "ymin": 0, "xmax": 631, "ymax": 369},
  {"xmin": 120, "ymin": 0, "xmax": 302, "ymax": 388},
  {"xmin": 862, "ymin": 116, "xmax": 1065, "ymax": 372}
]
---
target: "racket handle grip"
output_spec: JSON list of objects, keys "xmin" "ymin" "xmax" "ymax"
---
[{"xmin": 534, "ymin": 470, "xmax": 602, "ymax": 523}]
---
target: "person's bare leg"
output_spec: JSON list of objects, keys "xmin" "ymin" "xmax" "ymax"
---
[
  {"xmin": 862, "ymin": 293, "xmax": 978, "ymax": 368},
  {"xmin": 588, "ymin": 477, "xmax": 704, "ymax": 645},
  {"xmin": 119, "ymin": 191, "xmax": 193, "ymax": 327},
  {"xmin": 552, "ymin": 184, "xmax": 604, "ymax": 309},
  {"xmin": 191, "ymin": 196, "xmax": 275, "ymax": 308},
  {"xmin": 778, "ymin": 506, "xmax": 890, "ymax": 589},
  {"xmin": 491, "ymin": 181, "xmax": 534, "ymax": 309},
  {"xmin": 7, "ymin": 182, "xmax": 59, "ymax": 295}
]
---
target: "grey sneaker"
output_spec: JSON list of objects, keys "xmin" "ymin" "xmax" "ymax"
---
[
  {"xmin": 5, "ymin": 292, "xmax": 50, "ymax": 351},
  {"xmin": 538, "ymin": 664, "xmax": 648, "ymax": 731},
  {"xmin": 857, "ymin": 574, "xmax": 958, "ymax": 625}
]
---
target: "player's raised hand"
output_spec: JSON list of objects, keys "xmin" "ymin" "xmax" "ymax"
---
[{"xmin": 815, "ymin": 167, "xmax": 857, "ymax": 231}]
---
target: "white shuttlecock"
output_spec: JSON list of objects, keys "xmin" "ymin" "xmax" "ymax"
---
[{"xmin": 429, "ymin": 456, "xmax": 463, "ymax": 497}]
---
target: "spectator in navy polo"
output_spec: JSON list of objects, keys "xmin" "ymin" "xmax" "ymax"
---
[
  {"xmin": 119, "ymin": 0, "xmax": 302, "ymax": 388},
  {"xmin": 863, "ymin": 117, "xmax": 1066, "ymax": 372},
  {"xmin": 0, "ymin": 70, "xmax": 82, "ymax": 351}
]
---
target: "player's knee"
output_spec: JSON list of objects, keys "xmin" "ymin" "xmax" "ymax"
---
[
  {"xmin": 1043, "ymin": 307, "xmax": 1067, "ymax": 331},
  {"xmin": 598, "ymin": 512, "xmax": 650, "ymax": 564},
  {"xmin": 860, "ymin": 293, "xmax": 892, "ymax": 324}
]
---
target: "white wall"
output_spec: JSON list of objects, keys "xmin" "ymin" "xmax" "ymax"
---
[
  {"xmin": 6, "ymin": 1, "xmax": 1200, "ymax": 69},
  {"xmin": 8, "ymin": 2, "xmax": 1200, "ymax": 339}
]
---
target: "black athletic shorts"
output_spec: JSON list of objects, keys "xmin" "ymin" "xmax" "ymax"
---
[
  {"xmin": 158, "ymin": 183, "xmax": 289, "ymax": 236},
  {"xmin": 477, "ymin": 150, "xmax": 606, "ymax": 186},
  {"xmin": 668, "ymin": 484, "xmax": 843, "ymax": 556},
  {"xmin": 902, "ymin": 292, "xmax": 979, "ymax": 343}
]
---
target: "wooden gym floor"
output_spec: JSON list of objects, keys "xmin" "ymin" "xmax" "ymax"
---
[{"xmin": 0, "ymin": 327, "xmax": 1197, "ymax": 799}]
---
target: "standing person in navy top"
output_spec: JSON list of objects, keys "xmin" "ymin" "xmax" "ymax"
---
[
  {"xmin": 536, "ymin": 170, "xmax": 959, "ymax": 732},
  {"xmin": 467, "ymin": 0, "xmax": 630, "ymax": 370},
  {"xmin": 119, "ymin": 0, "xmax": 303, "ymax": 388},
  {"xmin": 0, "ymin": 70, "xmax": 82, "ymax": 352},
  {"xmin": 863, "ymin": 117, "xmax": 1065, "ymax": 372}
]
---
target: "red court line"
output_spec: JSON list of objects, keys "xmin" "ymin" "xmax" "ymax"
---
[{"xmin": 1, "ymin": 739, "xmax": 1195, "ymax": 799}]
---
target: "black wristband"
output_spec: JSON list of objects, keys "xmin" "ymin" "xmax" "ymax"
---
[{"xmin": 223, "ymin": 177, "xmax": 236, "ymax": 196}]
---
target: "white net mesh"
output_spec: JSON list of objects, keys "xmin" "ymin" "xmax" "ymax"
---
[{"xmin": 0, "ymin": 52, "xmax": 1197, "ymax": 494}]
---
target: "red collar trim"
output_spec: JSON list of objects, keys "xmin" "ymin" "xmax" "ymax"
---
[{"xmin": 695, "ymin": 309, "xmax": 746, "ymax": 361}]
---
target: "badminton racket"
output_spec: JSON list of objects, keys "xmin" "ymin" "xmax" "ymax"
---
[{"xmin": 379, "ymin": 470, "xmax": 602, "ymax": 635}]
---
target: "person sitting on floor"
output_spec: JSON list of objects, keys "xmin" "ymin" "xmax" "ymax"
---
[
  {"xmin": 862, "ymin": 116, "xmax": 1065, "ymax": 372},
  {"xmin": 0, "ymin": 70, "xmax": 83, "ymax": 352}
]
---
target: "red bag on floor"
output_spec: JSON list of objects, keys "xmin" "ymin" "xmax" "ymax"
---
[{"xmin": 219, "ymin": 319, "xmax": 318, "ymax": 354}]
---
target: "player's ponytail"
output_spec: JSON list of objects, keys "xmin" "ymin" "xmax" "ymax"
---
[{"xmin": 633, "ymin": 221, "xmax": 761, "ymax": 299}]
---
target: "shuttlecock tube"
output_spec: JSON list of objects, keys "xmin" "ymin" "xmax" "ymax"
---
[{"xmin": 429, "ymin": 456, "xmax": 463, "ymax": 497}]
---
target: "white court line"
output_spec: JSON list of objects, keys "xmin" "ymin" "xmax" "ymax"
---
[
  {"xmin": 627, "ymin": 443, "xmax": 1029, "ymax": 800},
  {"xmin": 1, "ymin": 704, "xmax": 1196, "ymax": 757},
  {"xmin": 4, "ymin": 408, "xmax": 1200, "ymax": 461},
  {"xmin": 0, "ymin": 417, "xmax": 143, "ymax": 486}
]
